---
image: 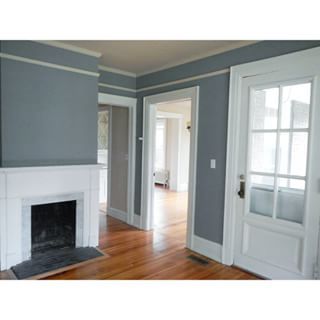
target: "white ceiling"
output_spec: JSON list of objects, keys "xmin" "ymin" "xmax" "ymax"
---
[{"xmin": 60, "ymin": 40, "xmax": 256, "ymax": 76}]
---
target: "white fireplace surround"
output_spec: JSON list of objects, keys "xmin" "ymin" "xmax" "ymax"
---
[{"xmin": 0, "ymin": 164, "xmax": 101, "ymax": 271}]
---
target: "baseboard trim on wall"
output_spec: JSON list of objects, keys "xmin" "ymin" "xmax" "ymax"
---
[
  {"xmin": 107, "ymin": 207, "xmax": 127, "ymax": 222},
  {"xmin": 192, "ymin": 235, "xmax": 222, "ymax": 263},
  {"xmin": 133, "ymin": 214, "xmax": 141, "ymax": 229},
  {"xmin": 98, "ymin": 82, "xmax": 136, "ymax": 93}
]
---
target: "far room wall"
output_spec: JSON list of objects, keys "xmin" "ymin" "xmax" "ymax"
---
[{"xmin": 157, "ymin": 100, "xmax": 191, "ymax": 191}]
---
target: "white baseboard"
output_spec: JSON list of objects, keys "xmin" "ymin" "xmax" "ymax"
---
[
  {"xmin": 107, "ymin": 207, "xmax": 127, "ymax": 222},
  {"xmin": 192, "ymin": 235, "xmax": 222, "ymax": 263},
  {"xmin": 133, "ymin": 214, "xmax": 141, "ymax": 228}
]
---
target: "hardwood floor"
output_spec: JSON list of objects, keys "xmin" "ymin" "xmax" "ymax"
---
[{"xmin": 0, "ymin": 187, "xmax": 258, "ymax": 280}]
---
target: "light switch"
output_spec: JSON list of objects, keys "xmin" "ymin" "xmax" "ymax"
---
[{"xmin": 210, "ymin": 159, "xmax": 216, "ymax": 169}]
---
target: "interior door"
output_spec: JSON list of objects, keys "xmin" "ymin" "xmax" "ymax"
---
[
  {"xmin": 109, "ymin": 106, "xmax": 129, "ymax": 214},
  {"xmin": 234, "ymin": 68, "xmax": 320, "ymax": 279}
]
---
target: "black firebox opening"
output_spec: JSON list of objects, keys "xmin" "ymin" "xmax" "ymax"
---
[{"xmin": 31, "ymin": 200, "xmax": 76, "ymax": 255}]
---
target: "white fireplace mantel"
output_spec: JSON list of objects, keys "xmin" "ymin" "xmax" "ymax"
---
[{"xmin": 0, "ymin": 164, "xmax": 102, "ymax": 271}]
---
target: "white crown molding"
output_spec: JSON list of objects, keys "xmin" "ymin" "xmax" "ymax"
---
[
  {"xmin": 99, "ymin": 67, "xmax": 229, "ymax": 93},
  {"xmin": 136, "ymin": 68, "xmax": 229, "ymax": 92},
  {"xmin": 98, "ymin": 82, "xmax": 136, "ymax": 93},
  {"xmin": 137, "ymin": 41, "xmax": 259, "ymax": 77},
  {"xmin": 0, "ymin": 52, "xmax": 99, "ymax": 77},
  {"xmin": 36, "ymin": 41, "xmax": 102, "ymax": 58},
  {"xmin": 98, "ymin": 64, "xmax": 136, "ymax": 78}
]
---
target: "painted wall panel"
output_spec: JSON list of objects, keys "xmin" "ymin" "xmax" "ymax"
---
[
  {"xmin": 98, "ymin": 84, "xmax": 136, "ymax": 98},
  {"xmin": 1, "ymin": 56, "xmax": 98, "ymax": 167},
  {"xmin": 99, "ymin": 69, "xmax": 136, "ymax": 90}
]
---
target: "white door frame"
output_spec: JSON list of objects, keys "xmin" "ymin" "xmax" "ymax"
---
[
  {"xmin": 140, "ymin": 86, "xmax": 199, "ymax": 249},
  {"xmin": 98, "ymin": 92, "xmax": 137, "ymax": 226},
  {"xmin": 222, "ymin": 46, "xmax": 320, "ymax": 271}
]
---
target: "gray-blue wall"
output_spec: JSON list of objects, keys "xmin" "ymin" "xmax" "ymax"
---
[
  {"xmin": 98, "ymin": 69, "xmax": 136, "ymax": 98},
  {"xmin": 135, "ymin": 41, "xmax": 320, "ymax": 244},
  {"xmin": 0, "ymin": 41, "xmax": 99, "ymax": 166}
]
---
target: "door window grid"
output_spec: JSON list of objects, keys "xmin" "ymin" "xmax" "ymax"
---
[{"xmin": 248, "ymin": 81, "xmax": 311, "ymax": 224}]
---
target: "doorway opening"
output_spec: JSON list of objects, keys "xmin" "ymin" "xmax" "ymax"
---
[
  {"xmin": 97, "ymin": 92, "xmax": 137, "ymax": 232},
  {"xmin": 97, "ymin": 105, "xmax": 109, "ymax": 214},
  {"xmin": 153, "ymin": 101, "xmax": 191, "ymax": 241},
  {"xmin": 141, "ymin": 87, "xmax": 199, "ymax": 249}
]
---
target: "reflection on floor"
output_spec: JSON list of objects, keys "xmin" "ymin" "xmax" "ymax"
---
[
  {"xmin": 153, "ymin": 186, "xmax": 188, "ymax": 241},
  {"xmin": 0, "ymin": 187, "xmax": 258, "ymax": 280}
]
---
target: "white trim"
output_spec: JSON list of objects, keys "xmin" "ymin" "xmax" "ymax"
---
[
  {"xmin": 137, "ymin": 68, "xmax": 229, "ymax": 93},
  {"xmin": 0, "ymin": 164, "xmax": 102, "ymax": 173},
  {"xmin": 36, "ymin": 41, "xmax": 102, "ymax": 58},
  {"xmin": 0, "ymin": 52, "xmax": 99, "ymax": 77},
  {"xmin": 105, "ymin": 106, "xmax": 112, "ymax": 220},
  {"xmin": 98, "ymin": 93, "xmax": 137, "ymax": 227},
  {"xmin": 222, "ymin": 46, "xmax": 320, "ymax": 272},
  {"xmin": 133, "ymin": 214, "xmax": 141, "ymax": 229},
  {"xmin": 98, "ymin": 65, "xmax": 136, "ymax": 78},
  {"xmin": 99, "ymin": 67, "xmax": 230, "ymax": 94},
  {"xmin": 107, "ymin": 207, "xmax": 127, "ymax": 222},
  {"xmin": 137, "ymin": 41, "xmax": 258, "ymax": 76},
  {"xmin": 98, "ymin": 82, "xmax": 136, "ymax": 93},
  {"xmin": 140, "ymin": 86, "xmax": 199, "ymax": 250},
  {"xmin": 192, "ymin": 235, "xmax": 222, "ymax": 263}
]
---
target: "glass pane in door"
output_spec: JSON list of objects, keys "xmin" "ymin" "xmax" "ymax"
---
[
  {"xmin": 279, "ymin": 132, "xmax": 309, "ymax": 176},
  {"xmin": 252, "ymin": 87, "xmax": 279, "ymax": 129},
  {"xmin": 280, "ymin": 83, "xmax": 311, "ymax": 129},
  {"xmin": 248, "ymin": 81, "xmax": 311, "ymax": 224},
  {"xmin": 251, "ymin": 133, "xmax": 277, "ymax": 173},
  {"xmin": 250, "ymin": 175, "xmax": 274, "ymax": 217},
  {"xmin": 276, "ymin": 178, "xmax": 305, "ymax": 223}
]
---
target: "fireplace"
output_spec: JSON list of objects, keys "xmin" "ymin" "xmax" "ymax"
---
[
  {"xmin": 31, "ymin": 200, "xmax": 76, "ymax": 255},
  {"xmin": 0, "ymin": 164, "xmax": 101, "ymax": 271}
]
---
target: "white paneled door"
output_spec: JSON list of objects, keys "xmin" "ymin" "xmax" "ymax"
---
[{"xmin": 230, "ymin": 51, "xmax": 320, "ymax": 279}]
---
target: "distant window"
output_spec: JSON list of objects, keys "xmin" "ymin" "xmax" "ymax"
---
[{"xmin": 155, "ymin": 119, "xmax": 167, "ymax": 170}]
